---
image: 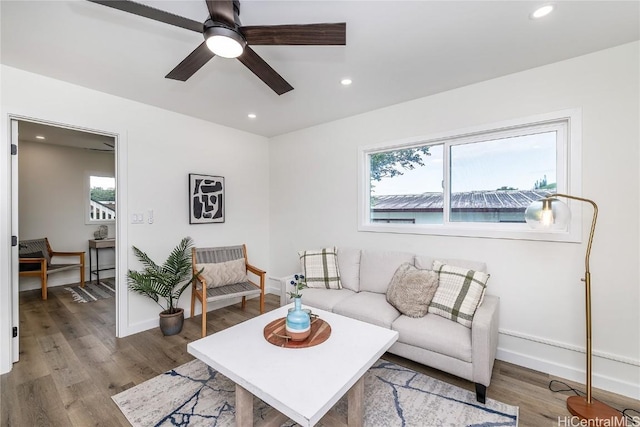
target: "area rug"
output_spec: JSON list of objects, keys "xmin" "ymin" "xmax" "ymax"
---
[
  {"xmin": 112, "ymin": 359, "xmax": 518, "ymax": 427},
  {"xmin": 65, "ymin": 278, "xmax": 115, "ymax": 303}
]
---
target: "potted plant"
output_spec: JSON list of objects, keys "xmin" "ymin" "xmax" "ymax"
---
[{"xmin": 127, "ymin": 236, "xmax": 196, "ymax": 336}]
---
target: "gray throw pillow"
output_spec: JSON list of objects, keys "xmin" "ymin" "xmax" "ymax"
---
[{"xmin": 386, "ymin": 263, "xmax": 439, "ymax": 318}]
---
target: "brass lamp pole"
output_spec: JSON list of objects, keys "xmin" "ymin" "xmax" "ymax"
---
[{"xmin": 526, "ymin": 193, "xmax": 623, "ymax": 424}]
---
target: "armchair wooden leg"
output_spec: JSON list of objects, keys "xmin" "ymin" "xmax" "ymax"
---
[
  {"xmin": 260, "ymin": 292, "xmax": 264, "ymax": 314},
  {"xmin": 80, "ymin": 269, "xmax": 85, "ymax": 288},
  {"xmin": 190, "ymin": 288, "xmax": 196, "ymax": 319},
  {"xmin": 241, "ymin": 296, "xmax": 246, "ymax": 309},
  {"xmin": 41, "ymin": 273, "xmax": 48, "ymax": 300},
  {"xmin": 259, "ymin": 274, "xmax": 265, "ymax": 313},
  {"xmin": 201, "ymin": 297, "xmax": 207, "ymax": 338},
  {"xmin": 79, "ymin": 253, "xmax": 85, "ymax": 288}
]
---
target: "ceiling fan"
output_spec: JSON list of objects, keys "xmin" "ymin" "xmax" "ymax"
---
[{"xmin": 87, "ymin": 0, "xmax": 346, "ymax": 95}]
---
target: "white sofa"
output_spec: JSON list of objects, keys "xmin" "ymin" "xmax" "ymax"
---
[{"xmin": 280, "ymin": 247, "xmax": 500, "ymax": 403}]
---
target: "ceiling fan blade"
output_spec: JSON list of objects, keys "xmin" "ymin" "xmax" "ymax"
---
[
  {"xmin": 237, "ymin": 46, "xmax": 293, "ymax": 95},
  {"xmin": 206, "ymin": 0, "xmax": 235, "ymax": 26},
  {"xmin": 242, "ymin": 23, "xmax": 346, "ymax": 45},
  {"xmin": 165, "ymin": 42, "xmax": 215, "ymax": 81},
  {"xmin": 87, "ymin": 0, "xmax": 203, "ymax": 33}
]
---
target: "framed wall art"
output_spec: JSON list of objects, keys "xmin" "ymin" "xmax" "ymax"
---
[{"xmin": 189, "ymin": 174, "xmax": 225, "ymax": 224}]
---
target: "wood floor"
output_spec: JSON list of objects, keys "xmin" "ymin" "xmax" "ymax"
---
[{"xmin": 1, "ymin": 285, "xmax": 637, "ymax": 426}]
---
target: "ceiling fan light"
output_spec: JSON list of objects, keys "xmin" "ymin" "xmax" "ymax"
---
[{"xmin": 204, "ymin": 25, "xmax": 246, "ymax": 58}]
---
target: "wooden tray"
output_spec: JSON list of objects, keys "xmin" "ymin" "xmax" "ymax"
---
[{"xmin": 263, "ymin": 317, "xmax": 331, "ymax": 348}]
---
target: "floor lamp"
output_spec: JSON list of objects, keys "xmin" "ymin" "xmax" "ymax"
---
[{"xmin": 525, "ymin": 193, "xmax": 624, "ymax": 424}]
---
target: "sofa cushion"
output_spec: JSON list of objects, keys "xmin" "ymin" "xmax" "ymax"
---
[
  {"xmin": 299, "ymin": 288, "xmax": 355, "ymax": 312},
  {"xmin": 392, "ymin": 313, "xmax": 472, "ymax": 362},
  {"xmin": 359, "ymin": 250, "xmax": 415, "ymax": 294},
  {"xmin": 415, "ymin": 255, "xmax": 487, "ymax": 273},
  {"xmin": 386, "ymin": 263, "xmax": 439, "ymax": 318},
  {"xmin": 337, "ymin": 247, "xmax": 361, "ymax": 292},
  {"xmin": 298, "ymin": 247, "xmax": 342, "ymax": 289},
  {"xmin": 333, "ymin": 292, "xmax": 401, "ymax": 329},
  {"xmin": 428, "ymin": 261, "xmax": 490, "ymax": 327},
  {"xmin": 196, "ymin": 259, "xmax": 247, "ymax": 288}
]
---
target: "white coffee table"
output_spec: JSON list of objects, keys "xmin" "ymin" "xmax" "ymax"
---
[{"xmin": 187, "ymin": 304, "xmax": 398, "ymax": 427}]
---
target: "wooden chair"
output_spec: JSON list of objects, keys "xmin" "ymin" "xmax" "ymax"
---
[
  {"xmin": 19, "ymin": 237, "xmax": 85, "ymax": 300},
  {"xmin": 191, "ymin": 244, "xmax": 265, "ymax": 337}
]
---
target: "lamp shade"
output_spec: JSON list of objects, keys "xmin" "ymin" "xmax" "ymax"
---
[{"xmin": 524, "ymin": 197, "xmax": 571, "ymax": 230}]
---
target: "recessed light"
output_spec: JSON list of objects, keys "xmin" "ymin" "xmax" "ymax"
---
[
  {"xmin": 340, "ymin": 78, "xmax": 352, "ymax": 86},
  {"xmin": 531, "ymin": 5, "xmax": 553, "ymax": 19},
  {"xmin": 247, "ymin": 113, "xmax": 257, "ymax": 119},
  {"xmin": 35, "ymin": 135, "xmax": 45, "ymax": 140}
]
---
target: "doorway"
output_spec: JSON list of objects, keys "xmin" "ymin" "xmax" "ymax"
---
[{"xmin": 10, "ymin": 117, "xmax": 121, "ymax": 363}]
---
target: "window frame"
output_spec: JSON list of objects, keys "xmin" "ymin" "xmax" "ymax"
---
[{"xmin": 358, "ymin": 109, "xmax": 582, "ymax": 242}]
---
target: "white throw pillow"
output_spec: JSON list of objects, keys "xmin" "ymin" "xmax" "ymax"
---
[
  {"xmin": 298, "ymin": 247, "xmax": 342, "ymax": 289},
  {"xmin": 428, "ymin": 260, "xmax": 490, "ymax": 327},
  {"xmin": 196, "ymin": 258, "xmax": 247, "ymax": 288}
]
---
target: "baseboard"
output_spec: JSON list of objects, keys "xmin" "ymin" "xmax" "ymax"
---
[
  {"xmin": 266, "ymin": 285, "xmax": 280, "ymax": 296},
  {"xmin": 121, "ymin": 289, "xmax": 280, "ymax": 337},
  {"xmin": 19, "ymin": 271, "xmax": 116, "ymax": 292},
  {"xmin": 123, "ymin": 317, "xmax": 160, "ymax": 336},
  {"xmin": 497, "ymin": 330, "xmax": 640, "ymax": 400}
]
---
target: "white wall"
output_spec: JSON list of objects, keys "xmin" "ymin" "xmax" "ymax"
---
[
  {"xmin": 18, "ymin": 140, "xmax": 115, "ymax": 290},
  {"xmin": 2, "ymin": 42, "xmax": 638, "ymax": 398},
  {"xmin": 0, "ymin": 65, "xmax": 271, "ymax": 373},
  {"xmin": 269, "ymin": 42, "xmax": 640, "ymax": 398}
]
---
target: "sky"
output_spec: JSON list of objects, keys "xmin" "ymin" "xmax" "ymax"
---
[
  {"xmin": 90, "ymin": 175, "xmax": 115, "ymax": 190},
  {"xmin": 372, "ymin": 132, "xmax": 556, "ymax": 195}
]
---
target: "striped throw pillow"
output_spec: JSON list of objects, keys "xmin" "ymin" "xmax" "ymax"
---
[
  {"xmin": 298, "ymin": 247, "xmax": 342, "ymax": 289},
  {"xmin": 428, "ymin": 260, "xmax": 490, "ymax": 327}
]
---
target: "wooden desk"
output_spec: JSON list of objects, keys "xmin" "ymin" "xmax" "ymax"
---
[{"xmin": 89, "ymin": 238, "xmax": 115, "ymax": 284}]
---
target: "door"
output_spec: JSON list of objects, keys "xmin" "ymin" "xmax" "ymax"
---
[
  {"xmin": 10, "ymin": 119, "xmax": 19, "ymax": 362},
  {"xmin": 9, "ymin": 118, "xmax": 123, "ymax": 362}
]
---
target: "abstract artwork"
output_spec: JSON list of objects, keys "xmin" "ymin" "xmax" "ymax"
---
[{"xmin": 189, "ymin": 174, "xmax": 225, "ymax": 224}]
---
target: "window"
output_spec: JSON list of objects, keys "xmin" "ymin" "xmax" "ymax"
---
[
  {"xmin": 359, "ymin": 110, "xmax": 581, "ymax": 241},
  {"xmin": 86, "ymin": 174, "xmax": 116, "ymax": 223}
]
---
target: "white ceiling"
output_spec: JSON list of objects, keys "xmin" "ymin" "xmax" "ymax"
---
[
  {"xmin": 2, "ymin": 1, "xmax": 639, "ymax": 138},
  {"xmin": 18, "ymin": 120, "xmax": 115, "ymax": 151}
]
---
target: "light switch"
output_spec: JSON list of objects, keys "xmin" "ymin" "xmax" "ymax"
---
[{"xmin": 131, "ymin": 213, "xmax": 145, "ymax": 224}]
